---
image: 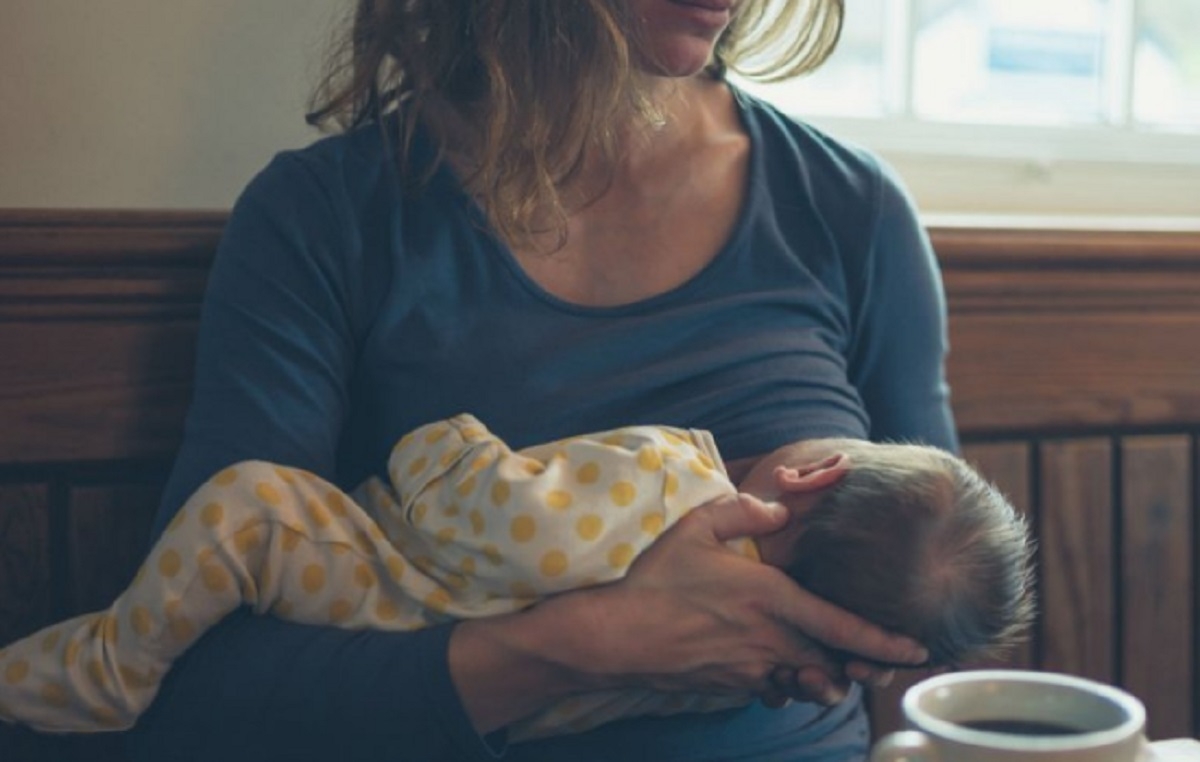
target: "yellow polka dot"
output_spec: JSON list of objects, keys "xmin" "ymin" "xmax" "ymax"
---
[
  {"xmin": 689, "ymin": 459, "xmax": 714, "ymax": 478},
  {"xmin": 301, "ymin": 564, "xmax": 327, "ymax": 594},
  {"xmin": 413, "ymin": 502, "xmax": 429, "ymax": 523},
  {"xmin": 522, "ymin": 460, "xmax": 545, "ymax": 476},
  {"xmin": 576, "ymin": 514, "xmax": 604, "ymax": 541},
  {"xmin": 254, "ymin": 482, "xmax": 283, "ymax": 506},
  {"xmin": 439, "ymin": 449, "xmax": 458, "ymax": 468},
  {"xmin": 4, "ymin": 660, "xmax": 29, "ymax": 684},
  {"xmin": 469, "ymin": 510, "xmax": 486, "ymax": 536},
  {"xmin": 386, "ymin": 555, "xmax": 406, "ymax": 582},
  {"xmin": 424, "ymin": 427, "xmax": 449, "ymax": 445},
  {"xmin": 608, "ymin": 543, "xmax": 635, "ymax": 569},
  {"xmin": 637, "ymin": 448, "xmax": 664, "ymax": 471},
  {"xmin": 234, "ymin": 525, "xmax": 264, "ymax": 555},
  {"xmin": 610, "ymin": 481, "xmax": 637, "ymax": 507},
  {"xmin": 482, "ymin": 544, "xmax": 504, "ymax": 565},
  {"xmin": 212, "ymin": 467, "xmax": 239, "ymax": 486},
  {"xmin": 281, "ymin": 528, "xmax": 302, "ymax": 552},
  {"xmin": 441, "ymin": 503, "xmax": 460, "ymax": 518},
  {"xmin": 665, "ymin": 472, "xmax": 680, "ymax": 496},
  {"xmin": 201, "ymin": 563, "xmax": 232, "ymax": 593},
  {"xmin": 118, "ymin": 664, "xmax": 155, "ymax": 691},
  {"xmin": 446, "ymin": 573, "xmax": 468, "ymax": 590},
  {"xmin": 376, "ymin": 599, "xmax": 400, "ymax": 621},
  {"xmin": 641, "ymin": 513, "xmax": 665, "ymax": 536},
  {"xmin": 697, "ymin": 453, "xmax": 715, "ymax": 469},
  {"xmin": 545, "ymin": 490, "xmax": 573, "ymax": 511},
  {"xmin": 490, "ymin": 480, "xmax": 511, "ymax": 507},
  {"xmin": 455, "ymin": 475, "xmax": 477, "ymax": 497},
  {"xmin": 63, "ymin": 640, "xmax": 80, "ymax": 668},
  {"xmin": 407, "ymin": 456, "xmax": 430, "ymax": 477},
  {"xmin": 303, "ymin": 499, "xmax": 331, "ymax": 528},
  {"xmin": 460, "ymin": 557, "xmax": 476, "ymax": 575},
  {"xmin": 602, "ymin": 434, "xmax": 625, "ymax": 446},
  {"xmin": 91, "ymin": 706, "xmax": 122, "ymax": 727},
  {"xmin": 576, "ymin": 462, "xmax": 601, "ymax": 484},
  {"xmin": 41, "ymin": 683, "xmax": 70, "ymax": 708},
  {"xmin": 131, "ymin": 606, "xmax": 153, "ymax": 637},
  {"xmin": 510, "ymin": 515, "xmax": 537, "ymax": 543},
  {"xmin": 40, "ymin": 630, "xmax": 61, "ymax": 653},
  {"xmin": 326, "ymin": 491, "xmax": 348, "ymax": 516},
  {"xmin": 469, "ymin": 454, "xmax": 493, "ymax": 473},
  {"xmin": 329, "ymin": 599, "xmax": 353, "ymax": 623},
  {"xmin": 436, "ymin": 527, "xmax": 457, "ymax": 545},
  {"xmin": 200, "ymin": 502, "xmax": 224, "ymax": 528},
  {"xmin": 102, "ymin": 614, "xmax": 119, "ymax": 645},
  {"xmin": 158, "ymin": 549, "xmax": 182, "ymax": 578},
  {"xmin": 460, "ymin": 426, "xmax": 485, "ymax": 440},
  {"xmin": 425, "ymin": 589, "xmax": 451, "ymax": 613},
  {"xmin": 540, "ymin": 550, "xmax": 569, "ymax": 578},
  {"xmin": 354, "ymin": 563, "xmax": 377, "ymax": 588},
  {"xmin": 87, "ymin": 659, "xmax": 109, "ymax": 688},
  {"xmin": 354, "ymin": 530, "xmax": 375, "ymax": 554},
  {"xmin": 331, "ymin": 543, "xmax": 350, "ymax": 555},
  {"xmin": 197, "ymin": 546, "xmax": 215, "ymax": 564},
  {"xmin": 413, "ymin": 556, "xmax": 435, "ymax": 575},
  {"xmin": 168, "ymin": 616, "xmax": 195, "ymax": 642},
  {"xmin": 273, "ymin": 466, "xmax": 296, "ymax": 484}
]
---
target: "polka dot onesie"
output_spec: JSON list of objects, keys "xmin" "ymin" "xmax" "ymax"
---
[{"xmin": 0, "ymin": 414, "xmax": 758, "ymax": 739}]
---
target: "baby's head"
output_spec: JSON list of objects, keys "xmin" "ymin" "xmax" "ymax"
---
[{"xmin": 744, "ymin": 439, "xmax": 1035, "ymax": 667}]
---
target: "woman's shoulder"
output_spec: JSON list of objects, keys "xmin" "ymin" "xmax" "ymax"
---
[{"xmin": 735, "ymin": 87, "xmax": 902, "ymax": 194}]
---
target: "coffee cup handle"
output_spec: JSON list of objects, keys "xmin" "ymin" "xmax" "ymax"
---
[{"xmin": 870, "ymin": 730, "xmax": 941, "ymax": 762}]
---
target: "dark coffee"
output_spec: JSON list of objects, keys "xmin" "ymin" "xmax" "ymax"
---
[{"xmin": 959, "ymin": 719, "xmax": 1086, "ymax": 736}]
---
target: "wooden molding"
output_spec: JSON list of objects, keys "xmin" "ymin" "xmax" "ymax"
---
[{"xmin": 2, "ymin": 210, "xmax": 1200, "ymax": 462}]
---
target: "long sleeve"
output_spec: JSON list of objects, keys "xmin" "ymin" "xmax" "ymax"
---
[
  {"xmin": 126, "ymin": 153, "xmax": 500, "ymax": 761},
  {"xmin": 846, "ymin": 158, "xmax": 959, "ymax": 453}
]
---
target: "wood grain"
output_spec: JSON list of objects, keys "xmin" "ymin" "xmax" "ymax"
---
[
  {"xmin": 67, "ymin": 481, "xmax": 163, "ymax": 613},
  {"xmin": 1039, "ymin": 439, "xmax": 1115, "ymax": 682},
  {"xmin": 1120, "ymin": 435, "xmax": 1194, "ymax": 740},
  {"xmin": 0, "ymin": 483, "xmax": 53, "ymax": 645}
]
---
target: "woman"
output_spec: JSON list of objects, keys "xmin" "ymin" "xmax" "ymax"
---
[{"xmin": 127, "ymin": 1, "xmax": 956, "ymax": 760}]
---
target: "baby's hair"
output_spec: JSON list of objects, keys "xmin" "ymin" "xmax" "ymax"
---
[{"xmin": 785, "ymin": 442, "xmax": 1035, "ymax": 666}]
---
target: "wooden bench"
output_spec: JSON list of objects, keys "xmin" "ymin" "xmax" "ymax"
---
[{"xmin": 2, "ymin": 211, "xmax": 1198, "ymax": 759}]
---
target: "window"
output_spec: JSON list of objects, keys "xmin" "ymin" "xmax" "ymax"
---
[{"xmin": 735, "ymin": 0, "xmax": 1200, "ymax": 167}]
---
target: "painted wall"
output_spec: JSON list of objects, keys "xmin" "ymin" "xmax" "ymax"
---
[
  {"xmin": 2, "ymin": 0, "xmax": 1196, "ymax": 220},
  {"xmin": 0, "ymin": 0, "xmax": 337, "ymax": 209}
]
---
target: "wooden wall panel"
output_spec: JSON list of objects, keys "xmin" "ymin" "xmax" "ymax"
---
[
  {"xmin": 4, "ymin": 214, "xmax": 1200, "ymax": 754},
  {"xmin": 1038, "ymin": 439, "xmax": 1115, "ymax": 683},
  {"xmin": 67, "ymin": 482, "xmax": 162, "ymax": 613},
  {"xmin": 1120, "ymin": 435, "xmax": 1193, "ymax": 741},
  {"xmin": 0, "ymin": 484, "xmax": 53, "ymax": 645}
]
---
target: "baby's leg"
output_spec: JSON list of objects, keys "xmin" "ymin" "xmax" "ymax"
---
[{"xmin": 0, "ymin": 461, "xmax": 425, "ymax": 733}]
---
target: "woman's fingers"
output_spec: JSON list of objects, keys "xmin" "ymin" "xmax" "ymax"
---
[
  {"xmin": 769, "ymin": 584, "xmax": 928, "ymax": 667},
  {"xmin": 695, "ymin": 492, "xmax": 788, "ymax": 543}
]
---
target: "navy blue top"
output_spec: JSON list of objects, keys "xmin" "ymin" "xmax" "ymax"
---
[{"xmin": 127, "ymin": 88, "xmax": 956, "ymax": 761}]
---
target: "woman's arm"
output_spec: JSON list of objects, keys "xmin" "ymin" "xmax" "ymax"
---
[
  {"xmin": 847, "ymin": 155, "xmax": 958, "ymax": 452},
  {"xmin": 130, "ymin": 154, "xmax": 507, "ymax": 761}
]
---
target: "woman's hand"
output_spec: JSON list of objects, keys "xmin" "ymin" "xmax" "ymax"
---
[
  {"xmin": 448, "ymin": 492, "xmax": 925, "ymax": 733},
  {"xmin": 578, "ymin": 492, "xmax": 926, "ymax": 701}
]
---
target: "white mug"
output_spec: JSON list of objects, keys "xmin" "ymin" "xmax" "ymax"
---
[{"xmin": 870, "ymin": 670, "xmax": 1148, "ymax": 762}]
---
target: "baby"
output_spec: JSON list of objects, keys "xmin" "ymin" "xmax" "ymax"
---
[{"xmin": 0, "ymin": 414, "xmax": 1033, "ymax": 739}]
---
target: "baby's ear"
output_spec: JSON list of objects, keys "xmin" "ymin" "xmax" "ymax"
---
[{"xmin": 773, "ymin": 453, "xmax": 849, "ymax": 494}]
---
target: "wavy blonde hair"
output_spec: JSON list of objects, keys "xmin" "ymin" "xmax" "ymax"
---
[{"xmin": 308, "ymin": 0, "xmax": 844, "ymax": 251}]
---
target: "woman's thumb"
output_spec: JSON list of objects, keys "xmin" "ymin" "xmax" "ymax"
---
[{"xmin": 704, "ymin": 493, "xmax": 788, "ymax": 542}]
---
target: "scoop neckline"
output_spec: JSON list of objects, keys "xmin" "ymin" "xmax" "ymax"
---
[{"xmin": 433, "ymin": 85, "xmax": 762, "ymax": 318}]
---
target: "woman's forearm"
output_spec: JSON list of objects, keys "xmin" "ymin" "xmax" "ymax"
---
[{"xmin": 128, "ymin": 611, "xmax": 499, "ymax": 762}]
